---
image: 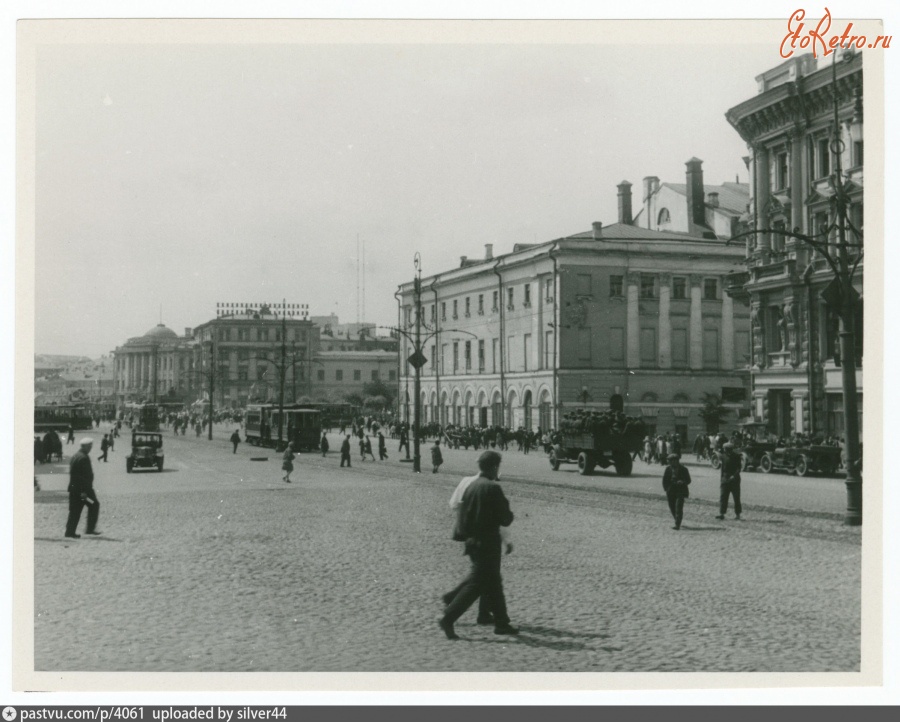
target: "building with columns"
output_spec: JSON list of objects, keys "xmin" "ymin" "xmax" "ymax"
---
[
  {"xmin": 112, "ymin": 325, "xmax": 198, "ymax": 407},
  {"xmin": 397, "ymin": 172, "xmax": 751, "ymax": 440},
  {"xmin": 725, "ymin": 51, "xmax": 863, "ymax": 438}
]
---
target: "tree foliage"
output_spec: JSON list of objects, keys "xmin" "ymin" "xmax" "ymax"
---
[{"xmin": 698, "ymin": 393, "xmax": 729, "ymax": 433}]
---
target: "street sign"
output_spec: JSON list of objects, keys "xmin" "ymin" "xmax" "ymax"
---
[{"xmin": 407, "ymin": 350, "xmax": 427, "ymax": 369}]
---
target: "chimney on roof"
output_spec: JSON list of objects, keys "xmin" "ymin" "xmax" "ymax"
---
[
  {"xmin": 460, "ymin": 256, "xmax": 468, "ymax": 267},
  {"xmin": 184, "ymin": 327, "xmax": 192, "ymax": 338},
  {"xmin": 642, "ymin": 176, "xmax": 659, "ymax": 229},
  {"xmin": 685, "ymin": 157, "xmax": 708, "ymax": 230},
  {"xmin": 592, "ymin": 221, "xmax": 603, "ymax": 240},
  {"xmin": 484, "ymin": 243, "xmax": 493, "ymax": 260},
  {"xmin": 617, "ymin": 181, "xmax": 633, "ymax": 225},
  {"xmin": 707, "ymin": 192, "xmax": 719, "ymax": 208}
]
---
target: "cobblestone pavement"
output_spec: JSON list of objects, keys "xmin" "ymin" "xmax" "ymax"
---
[{"xmin": 33, "ymin": 426, "xmax": 861, "ymax": 672}]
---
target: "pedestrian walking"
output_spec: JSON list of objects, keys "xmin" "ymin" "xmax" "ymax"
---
[
  {"xmin": 230, "ymin": 429, "xmax": 241, "ymax": 454},
  {"xmin": 399, "ymin": 427, "xmax": 409, "ymax": 455},
  {"xmin": 320, "ymin": 432, "xmax": 330, "ymax": 457},
  {"xmin": 359, "ymin": 435, "xmax": 367, "ymax": 461},
  {"xmin": 99, "ymin": 434, "xmax": 110, "ymax": 462},
  {"xmin": 281, "ymin": 443, "xmax": 295, "ymax": 483},
  {"xmin": 108, "ymin": 429, "xmax": 115, "ymax": 452},
  {"xmin": 66, "ymin": 425, "xmax": 75, "ymax": 445},
  {"xmin": 431, "ymin": 439, "xmax": 443, "ymax": 474},
  {"xmin": 340, "ymin": 435, "xmax": 352, "ymax": 468},
  {"xmin": 65, "ymin": 438, "xmax": 100, "ymax": 538},
  {"xmin": 439, "ymin": 450, "xmax": 517, "ymax": 640},
  {"xmin": 662, "ymin": 453, "xmax": 691, "ymax": 530},
  {"xmin": 378, "ymin": 432, "xmax": 388, "ymax": 460},
  {"xmin": 716, "ymin": 442, "xmax": 743, "ymax": 520},
  {"xmin": 443, "ymin": 456, "xmax": 513, "ymax": 629},
  {"xmin": 363, "ymin": 435, "xmax": 376, "ymax": 461}
]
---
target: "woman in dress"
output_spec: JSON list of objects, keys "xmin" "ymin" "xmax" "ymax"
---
[{"xmin": 282, "ymin": 442, "xmax": 295, "ymax": 483}]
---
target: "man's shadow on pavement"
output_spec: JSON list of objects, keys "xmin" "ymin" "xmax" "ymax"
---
[
  {"xmin": 466, "ymin": 624, "xmax": 621, "ymax": 652},
  {"xmin": 35, "ymin": 536, "xmax": 123, "ymax": 543},
  {"xmin": 677, "ymin": 525, "xmax": 728, "ymax": 532}
]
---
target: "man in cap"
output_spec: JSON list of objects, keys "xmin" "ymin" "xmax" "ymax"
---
[
  {"xmin": 716, "ymin": 442, "xmax": 743, "ymax": 520},
  {"xmin": 439, "ymin": 450, "xmax": 517, "ymax": 640},
  {"xmin": 65, "ymin": 438, "xmax": 101, "ymax": 538},
  {"xmin": 661, "ymin": 452, "xmax": 691, "ymax": 530}
]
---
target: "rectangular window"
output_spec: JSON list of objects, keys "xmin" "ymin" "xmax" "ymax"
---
[
  {"xmin": 817, "ymin": 137, "xmax": 831, "ymax": 178},
  {"xmin": 545, "ymin": 329, "xmax": 554, "ymax": 367},
  {"xmin": 238, "ymin": 369, "xmax": 248, "ymax": 381},
  {"xmin": 441, "ymin": 302, "xmax": 447, "ymax": 321},
  {"xmin": 523, "ymin": 334, "xmax": 531, "ymax": 371},
  {"xmin": 353, "ymin": 370, "xmax": 361, "ymax": 381},
  {"xmin": 441, "ymin": 344, "xmax": 448, "ymax": 373},
  {"xmin": 430, "ymin": 304, "xmax": 435, "ymax": 322},
  {"xmin": 465, "ymin": 341, "xmax": 472, "ymax": 370},
  {"xmin": 492, "ymin": 339, "xmax": 498, "ymax": 373},
  {"xmin": 776, "ymin": 151, "xmax": 789, "ymax": 190},
  {"xmin": 453, "ymin": 342, "xmax": 459, "ymax": 373},
  {"xmin": 478, "ymin": 340, "xmax": 485, "ymax": 372},
  {"xmin": 508, "ymin": 336, "xmax": 516, "ymax": 371},
  {"xmin": 452, "ymin": 300, "xmax": 458, "ymax": 319},
  {"xmin": 736, "ymin": 330, "xmax": 751, "ymax": 367},
  {"xmin": 335, "ymin": 369, "xmax": 343, "ymax": 381},
  {"xmin": 465, "ymin": 297, "xmax": 471, "ymax": 316},
  {"xmin": 640, "ymin": 274, "xmax": 656, "ymax": 299},
  {"xmin": 545, "ymin": 278, "xmax": 554, "ymax": 301},
  {"xmin": 478, "ymin": 294, "xmax": 484, "ymax": 314},
  {"xmin": 672, "ymin": 277, "xmax": 687, "ymax": 300},
  {"xmin": 492, "ymin": 291, "xmax": 499, "ymax": 311},
  {"xmin": 609, "ymin": 328, "xmax": 624, "ymax": 362},
  {"xmin": 507, "ymin": 287, "xmax": 514, "ymax": 310},
  {"xmin": 853, "ymin": 140, "xmax": 863, "ymax": 167},
  {"xmin": 388, "ymin": 370, "xmax": 396, "ymax": 381},
  {"xmin": 703, "ymin": 278, "xmax": 718, "ymax": 300},
  {"xmin": 703, "ymin": 328, "xmax": 720, "ymax": 367},
  {"xmin": 576, "ymin": 273, "xmax": 591, "ymax": 296},
  {"xmin": 577, "ymin": 328, "xmax": 592, "ymax": 362},
  {"xmin": 640, "ymin": 328, "xmax": 657, "ymax": 365},
  {"xmin": 430, "ymin": 344, "xmax": 436, "ymax": 369},
  {"xmin": 371, "ymin": 370, "xmax": 379, "ymax": 381},
  {"xmin": 672, "ymin": 329, "xmax": 688, "ymax": 366},
  {"xmin": 259, "ymin": 328, "xmax": 268, "ymax": 341},
  {"xmin": 609, "ymin": 275, "xmax": 623, "ymax": 298},
  {"xmin": 524, "ymin": 284, "xmax": 531, "ymax": 306}
]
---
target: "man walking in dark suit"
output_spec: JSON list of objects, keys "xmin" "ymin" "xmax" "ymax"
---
[
  {"xmin": 716, "ymin": 442, "xmax": 743, "ymax": 520},
  {"xmin": 439, "ymin": 450, "xmax": 517, "ymax": 640},
  {"xmin": 98, "ymin": 434, "xmax": 110, "ymax": 462},
  {"xmin": 662, "ymin": 453, "xmax": 691, "ymax": 530},
  {"xmin": 340, "ymin": 435, "xmax": 352, "ymax": 467},
  {"xmin": 65, "ymin": 438, "xmax": 101, "ymax": 538}
]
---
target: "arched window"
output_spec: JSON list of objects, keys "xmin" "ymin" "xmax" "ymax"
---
[
  {"xmin": 657, "ymin": 208, "xmax": 671, "ymax": 226},
  {"xmin": 641, "ymin": 392, "xmax": 658, "ymax": 403},
  {"xmin": 673, "ymin": 393, "xmax": 690, "ymax": 403}
]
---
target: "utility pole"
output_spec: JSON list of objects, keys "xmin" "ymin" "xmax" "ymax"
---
[
  {"xmin": 412, "ymin": 257, "xmax": 423, "ymax": 472},
  {"xmin": 207, "ymin": 338, "xmax": 215, "ymax": 441},
  {"xmin": 277, "ymin": 298, "xmax": 287, "ymax": 449}
]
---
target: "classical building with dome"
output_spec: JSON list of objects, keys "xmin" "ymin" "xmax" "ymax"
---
[{"xmin": 112, "ymin": 324, "xmax": 198, "ymax": 407}]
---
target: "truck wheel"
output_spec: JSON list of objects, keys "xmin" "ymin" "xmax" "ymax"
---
[
  {"xmin": 613, "ymin": 452, "xmax": 633, "ymax": 476},
  {"xmin": 549, "ymin": 448, "xmax": 561, "ymax": 471},
  {"xmin": 759, "ymin": 453, "xmax": 773, "ymax": 473},
  {"xmin": 577, "ymin": 452, "xmax": 594, "ymax": 476},
  {"xmin": 794, "ymin": 455, "xmax": 808, "ymax": 476},
  {"xmin": 126, "ymin": 459, "xmax": 133, "ymax": 473}
]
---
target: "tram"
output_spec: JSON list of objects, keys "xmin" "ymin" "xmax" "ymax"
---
[
  {"xmin": 34, "ymin": 403, "xmax": 93, "ymax": 433},
  {"xmin": 245, "ymin": 403, "xmax": 322, "ymax": 451}
]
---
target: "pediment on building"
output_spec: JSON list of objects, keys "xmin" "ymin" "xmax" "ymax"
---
[{"xmin": 763, "ymin": 193, "xmax": 790, "ymax": 215}]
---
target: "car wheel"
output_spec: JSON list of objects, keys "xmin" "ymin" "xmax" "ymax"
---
[
  {"xmin": 759, "ymin": 454, "xmax": 773, "ymax": 473},
  {"xmin": 794, "ymin": 455, "xmax": 808, "ymax": 476}
]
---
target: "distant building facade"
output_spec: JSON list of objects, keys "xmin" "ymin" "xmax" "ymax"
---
[
  {"xmin": 725, "ymin": 51, "xmax": 863, "ymax": 437},
  {"xmin": 112, "ymin": 325, "xmax": 197, "ymax": 407},
  {"xmin": 398, "ymin": 167, "xmax": 752, "ymax": 439},
  {"xmin": 312, "ymin": 350, "xmax": 398, "ymax": 402}
]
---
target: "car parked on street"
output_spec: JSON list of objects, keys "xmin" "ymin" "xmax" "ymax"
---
[{"xmin": 127, "ymin": 431, "xmax": 164, "ymax": 473}]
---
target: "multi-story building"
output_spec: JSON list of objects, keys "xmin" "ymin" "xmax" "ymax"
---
[
  {"xmin": 725, "ymin": 51, "xmax": 863, "ymax": 437},
  {"xmin": 312, "ymin": 350, "xmax": 399, "ymax": 402},
  {"xmin": 191, "ymin": 305, "xmax": 320, "ymax": 408},
  {"xmin": 112, "ymin": 325, "xmax": 197, "ymax": 407},
  {"xmin": 398, "ymin": 164, "xmax": 752, "ymax": 439}
]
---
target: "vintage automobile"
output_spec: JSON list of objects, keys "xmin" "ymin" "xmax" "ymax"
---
[
  {"xmin": 757, "ymin": 444, "xmax": 842, "ymax": 477},
  {"xmin": 126, "ymin": 431, "xmax": 164, "ymax": 473}
]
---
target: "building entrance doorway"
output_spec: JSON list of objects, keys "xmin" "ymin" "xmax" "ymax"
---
[{"xmin": 768, "ymin": 389, "xmax": 793, "ymax": 438}]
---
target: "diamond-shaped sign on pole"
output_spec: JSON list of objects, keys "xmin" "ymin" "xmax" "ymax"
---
[
  {"xmin": 407, "ymin": 350, "xmax": 428, "ymax": 369},
  {"xmin": 820, "ymin": 277, "xmax": 861, "ymax": 312}
]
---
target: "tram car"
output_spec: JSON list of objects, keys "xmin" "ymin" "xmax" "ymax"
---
[
  {"xmin": 245, "ymin": 403, "xmax": 322, "ymax": 452},
  {"xmin": 34, "ymin": 403, "xmax": 93, "ymax": 433}
]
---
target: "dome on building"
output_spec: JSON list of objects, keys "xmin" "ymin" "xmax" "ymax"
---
[{"xmin": 143, "ymin": 324, "xmax": 179, "ymax": 340}]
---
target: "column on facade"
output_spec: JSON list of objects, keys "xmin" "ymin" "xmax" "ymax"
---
[
  {"xmin": 689, "ymin": 275, "xmax": 703, "ymax": 370},
  {"xmin": 126, "ymin": 354, "xmax": 132, "ymax": 391},
  {"xmin": 752, "ymin": 144, "xmax": 771, "ymax": 255},
  {"xmin": 790, "ymin": 131, "xmax": 804, "ymax": 233},
  {"xmin": 626, "ymin": 271, "xmax": 641, "ymax": 368},
  {"xmin": 791, "ymin": 391, "xmax": 809, "ymax": 434},
  {"xmin": 657, "ymin": 273, "xmax": 672, "ymax": 369},
  {"xmin": 721, "ymin": 285, "xmax": 735, "ymax": 369}
]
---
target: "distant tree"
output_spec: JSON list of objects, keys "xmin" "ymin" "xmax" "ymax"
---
[
  {"xmin": 362, "ymin": 379, "xmax": 396, "ymax": 406},
  {"xmin": 698, "ymin": 393, "xmax": 730, "ymax": 433}
]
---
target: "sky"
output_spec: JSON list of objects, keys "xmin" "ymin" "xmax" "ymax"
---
[{"xmin": 30, "ymin": 30, "xmax": 788, "ymax": 358}]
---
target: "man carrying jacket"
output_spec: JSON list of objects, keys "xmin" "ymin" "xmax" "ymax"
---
[
  {"xmin": 65, "ymin": 438, "xmax": 101, "ymax": 538},
  {"xmin": 439, "ymin": 450, "xmax": 517, "ymax": 640}
]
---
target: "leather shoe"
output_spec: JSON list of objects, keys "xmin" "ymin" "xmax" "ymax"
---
[
  {"xmin": 64, "ymin": 533, "xmax": 80, "ymax": 538},
  {"xmin": 494, "ymin": 624, "xmax": 519, "ymax": 635},
  {"xmin": 438, "ymin": 619, "xmax": 459, "ymax": 640},
  {"xmin": 476, "ymin": 615, "xmax": 494, "ymax": 625},
  {"xmin": 85, "ymin": 530, "xmax": 102, "ymax": 535},
  {"xmin": 441, "ymin": 592, "xmax": 453, "ymax": 606},
  {"xmin": 715, "ymin": 515, "xmax": 725, "ymax": 520}
]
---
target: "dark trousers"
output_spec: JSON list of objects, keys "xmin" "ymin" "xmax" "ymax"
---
[
  {"xmin": 99, "ymin": 448, "xmax": 108, "ymax": 462},
  {"xmin": 719, "ymin": 482, "xmax": 742, "ymax": 516},
  {"xmin": 232, "ymin": 442, "xmax": 239, "ymax": 453},
  {"xmin": 340, "ymin": 453, "xmax": 351, "ymax": 467},
  {"xmin": 442, "ymin": 541, "xmax": 509, "ymax": 627},
  {"xmin": 65, "ymin": 490, "xmax": 99, "ymax": 535},
  {"xmin": 666, "ymin": 492, "xmax": 685, "ymax": 527},
  {"xmin": 379, "ymin": 447, "xmax": 387, "ymax": 460}
]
